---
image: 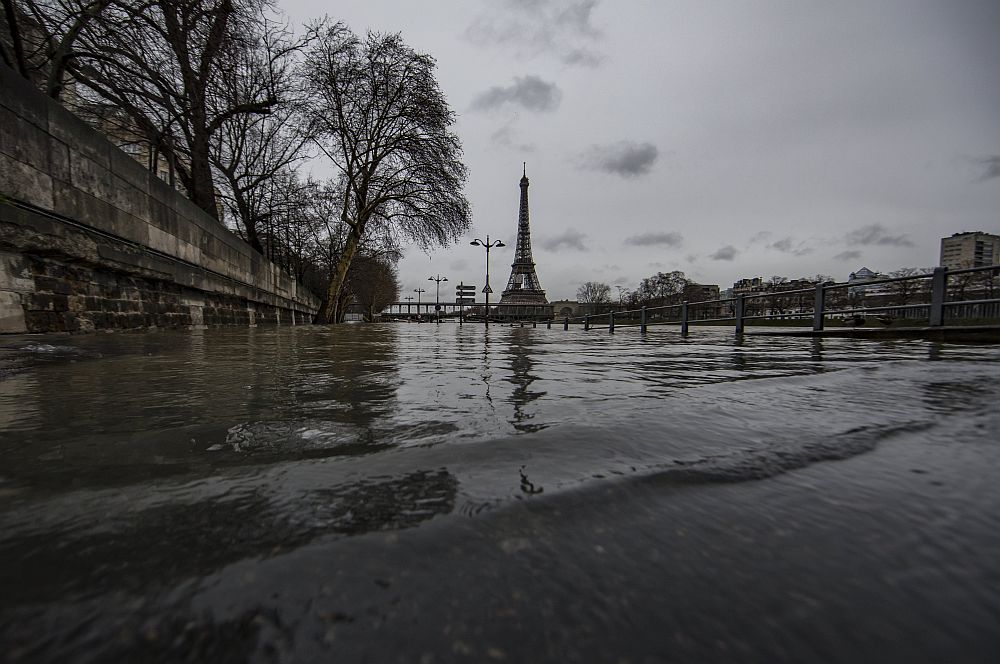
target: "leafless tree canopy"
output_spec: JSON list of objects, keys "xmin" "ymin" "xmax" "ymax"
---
[
  {"xmin": 302, "ymin": 25, "xmax": 471, "ymax": 323},
  {"xmin": 634, "ymin": 270, "xmax": 691, "ymax": 306},
  {"xmin": 3, "ymin": 0, "xmax": 288, "ymax": 220},
  {"xmin": 3, "ymin": 6, "xmax": 471, "ymax": 323},
  {"xmin": 576, "ymin": 281, "xmax": 611, "ymax": 304}
]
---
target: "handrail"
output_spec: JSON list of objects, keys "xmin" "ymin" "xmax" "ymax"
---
[
  {"xmin": 382, "ymin": 266, "xmax": 999, "ymax": 335},
  {"xmin": 544, "ymin": 266, "xmax": 998, "ymax": 336}
]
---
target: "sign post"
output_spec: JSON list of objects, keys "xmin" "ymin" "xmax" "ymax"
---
[
  {"xmin": 456, "ymin": 286, "xmax": 476, "ymax": 323},
  {"xmin": 456, "ymin": 283, "xmax": 476, "ymax": 324}
]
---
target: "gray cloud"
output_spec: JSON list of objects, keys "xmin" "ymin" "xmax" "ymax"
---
[
  {"xmin": 834, "ymin": 250, "xmax": 863, "ymax": 261},
  {"xmin": 561, "ymin": 47, "xmax": 604, "ymax": 67},
  {"xmin": 540, "ymin": 228, "xmax": 588, "ymax": 251},
  {"xmin": 556, "ymin": 0, "xmax": 602, "ymax": 37},
  {"xmin": 978, "ymin": 156, "xmax": 1000, "ymax": 181},
  {"xmin": 845, "ymin": 224, "xmax": 914, "ymax": 247},
  {"xmin": 490, "ymin": 122, "xmax": 537, "ymax": 151},
  {"xmin": 748, "ymin": 231, "xmax": 773, "ymax": 244},
  {"xmin": 471, "ymin": 75, "xmax": 562, "ymax": 113},
  {"xmin": 579, "ymin": 141, "xmax": 658, "ymax": 178},
  {"xmin": 449, "ymin": 259, "xmax": 470, "ymax": 272},
  {"xmin": 466, "ymin": 0, "xmax": 604, "ymax": 66},
  {"xmin": 769, "ymin": 237, "xmax": 813, "ymax": 256},
  {"xmin": 624, "ymin": 231, "xmax": 682, "ymax": 247},
  {"xmin": 710, "ymin": 245, "xmax": 739, "ymax": 261}
]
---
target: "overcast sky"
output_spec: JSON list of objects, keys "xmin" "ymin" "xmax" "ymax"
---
[{"xmin": 283, "ymin": 0, "xmax": 1000, "ymax": 301}]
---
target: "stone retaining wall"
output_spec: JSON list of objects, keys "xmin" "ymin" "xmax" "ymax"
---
[{"xmin": 0, "ymin": 65, "xmax": 319, "ymax": 333}]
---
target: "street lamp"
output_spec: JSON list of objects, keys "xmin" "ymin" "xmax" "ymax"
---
[
  {"xmin": 616, "ymin": 286, "xmax": 630, "ymax": 307},
  {"xmin": 428, "ymin": 274, "xmax": 448, "ymax": 323},
  {"xmin": 414, "ymin": 288, "xmax": 426, "ymax": 319},
  {"xmin": 470, "ymin": 235, "xmax": 505, "ymax": 327}
]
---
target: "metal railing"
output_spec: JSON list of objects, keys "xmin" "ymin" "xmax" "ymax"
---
[{"xmin": 548, "ymin": 266, "xmax": 1000, "ymax": 336}]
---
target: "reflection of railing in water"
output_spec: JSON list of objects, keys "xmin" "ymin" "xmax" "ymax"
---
[
  {"xmin": 380, "ymin": 302, "xmax": 553, "ymax": 322},
  {"xmin": 555, "ymin": 265, "xmax": 1000, "ymax": 336}
]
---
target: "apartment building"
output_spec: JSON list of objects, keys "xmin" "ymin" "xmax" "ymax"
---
[{"xmin": 940, "ymin": 232, "xmax": 1000, "ymax": 269}]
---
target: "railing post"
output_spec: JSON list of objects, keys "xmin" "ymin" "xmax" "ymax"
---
[
  {"xmin": 564, "ymin": 316, "xmax": 569, "ymax": 331},
  {"xmin": 812, "ymin": 284, "xmax": 825, "ymax": 332},
  {"xmin": 546, "ymin": 319, "xmax": 551, "ymax": 329},
  {"xmin": 640, "ymin": 307, "xmax": 647, "ymax": 334},
  {"xmin": 681, "ymin": 300, "xmax": 689, "ymax": 337},
  {"xmin": 609, "ymin": 311, "xmax": 615, "ymax": 333},
  {"xmin": 929, "ymin": 266, "xmax": 947, "ymax": 327},
  {"xmin": 584, "ymin": 315, "xmax": 590, "ymax": 331},
  {"xmin": 735, "ymin": 294, "xmax": 745, "ymax": 336}
]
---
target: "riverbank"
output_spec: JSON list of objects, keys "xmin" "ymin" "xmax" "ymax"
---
[{"xmin": 2, "ymin": 326, "xmax": 998, "ymax": 661}]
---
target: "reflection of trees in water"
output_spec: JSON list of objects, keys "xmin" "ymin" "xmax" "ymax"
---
[
  {"xmin": 3, "ymin": 468, "xmax": 457, "ymax": 604},
  {"xmin": 286, "ymin": 325, "xmax": 402, "ymax": 434},
  {"xmin": 504, "ymin": 331, "xmax": 547, "ymax": 432}
]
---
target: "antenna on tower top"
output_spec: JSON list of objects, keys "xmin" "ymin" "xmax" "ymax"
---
[{"xmin": 523, "ymin": 162, "xmax": 526, "ymax": 177}]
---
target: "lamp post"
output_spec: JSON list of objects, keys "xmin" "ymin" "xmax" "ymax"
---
[
  {"xmin": 470, "ymin": 235, "xmax": 505, "ymax": 327},
  {"xmin": 414, "ymin": 288, "xmax": 426, "ymax": 319},
  {"xmin": 428, "ymin": 274, "xmax": 448, "ymax": 323},
  {"xmin": 616, "ymin": 286, "xmax": 630, "ymax": 308}
]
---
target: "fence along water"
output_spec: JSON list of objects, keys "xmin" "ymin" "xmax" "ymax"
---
[{"xmin": 553, "ymin": 265, "xmax": 1000, "ymax": 336}]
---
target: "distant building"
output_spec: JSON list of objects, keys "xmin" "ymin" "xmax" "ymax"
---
[
  {"xmin": 683, "ymin": 283, "xmax": 720, "ymax": 301},
  {"xmin": 847, "ymin": 266, "xmax": 892, "ymax": 299},
  {"xmin": 940, "ymin": 232, "xmax": 1000, "ymax": 269},
  {"xmin": 731, "ymin": 277, "xmax": 766, "ymax": 297}
]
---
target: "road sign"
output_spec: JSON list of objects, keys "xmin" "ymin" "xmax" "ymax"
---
[
  {"xmin": 456, "ymin": 297, "xmax": 475, "ymax": 304},
  {"xmin": 482, "ymin": 285, "xmax": 493, "ymax": 294},
  {"xmin": 456, "ymin": 285, "xmax": 476, "ymax": 292}
]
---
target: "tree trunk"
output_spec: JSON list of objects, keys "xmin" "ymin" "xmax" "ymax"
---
[
  {"xmin": 188, "ymin": 134, "xmax": 219, "ymax": 220},
  {"xmin": 319, "ymin": 225, "xmax": 362, "ymax": 323}
]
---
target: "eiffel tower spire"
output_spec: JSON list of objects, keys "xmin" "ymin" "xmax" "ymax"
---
[{"xmin": 500, "ymin": 164, "xmax": 547, "ymax": 305}]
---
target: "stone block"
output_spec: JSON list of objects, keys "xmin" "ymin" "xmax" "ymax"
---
[
  {"xmin": 34, "ymin": 275, "xmax": 74, "ymax": 296},
  {"xmin": 0, "ymin": 66, "xmax": 49, "ymax": 131},
  {"xmin": 109, "ymin": 208, "xmax": 150, "ymax": 247},
  {"xmin": 0, "ymin": 107, "xmax": 50, "ymax": 172},
  {"xmin": 0, "ymin": 152, "xmax": 54, "ymax": 208},
  {"xmin": 25, "ymin": 310, "xmax": 63, "ymax": 333},
  {"xmin": 69, "ymin": 152, "xmax": 113, "ymax": 200},
  {"xmin": 149, "ymin": 199, "xmax": 175, "ymax": 234},
  {"xmin": 25, "ymin": 292, "xmax": 68, "ymax": 312},
  {"xmin": 0, "ymin": 252, "xmax": 34, "ymax": 292},
  {"xmin": 47, "ymin": 104, "xmax": 112, "ymax": 170},
  {"xmin": 109, "ymin": 148, "xmax": 152, "ymax": 197},
  {"xmin": 0, "ymin": 291, "xmax": 27, "ymax": 333},
  {"xmin": 147, "ymin": 224, "xmax": 178, "ymax": 257},
  {"xmin": 48, "ymin": 137, "xmax": 71, "ymax": 183},
  {"xmin": 107, "ymin": 172, "xmax": 150, "ymax": 221}
]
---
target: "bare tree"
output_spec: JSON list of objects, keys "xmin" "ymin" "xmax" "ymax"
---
[
  {"xmin": 887, "ymin": 267, "xmax": 930, "ymax": 306},
  {"xmin": 1, "ymin": 0, "xmax": 114, "ymax": 97},
  {"xmin": 301, "ymin": 24, "xmax": 471, "ymax": 323},
  {"xmin": 577, "ymin": 281, "xmax": 611, "ymax": 303},
  {"xmin": 212, "ymin": 16, "xmax": 310, "ymax": 250},
  {"xmin": 635, "ymin": 270, "xmax": 689, "ymax": 306},
  {"xmin": 346, "ymin": 255, "xmax": 399, "ymax": 321},
  {"xmin": 59, "ymin": 0, "xmax": 283, "ymax": 219}
]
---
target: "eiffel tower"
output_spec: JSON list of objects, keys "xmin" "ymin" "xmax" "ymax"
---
[{"xmin": 500, "ymin": 164, "xmax": 549, "ymax": 313}]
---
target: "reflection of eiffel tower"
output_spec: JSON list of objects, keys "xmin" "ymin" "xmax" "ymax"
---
[{"xmin": 500, "ymin": 164, "xmax": 548, "ymax": 307}]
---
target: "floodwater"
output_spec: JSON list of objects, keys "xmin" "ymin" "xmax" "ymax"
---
[{"xmin": 1, "ymin": 323, "xmax": 999, "ymax": 662}]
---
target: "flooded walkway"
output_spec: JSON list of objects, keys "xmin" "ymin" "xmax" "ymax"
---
[{"xmin": 2, "ymin": 325, "xmax": 999, "ymax": 662}]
